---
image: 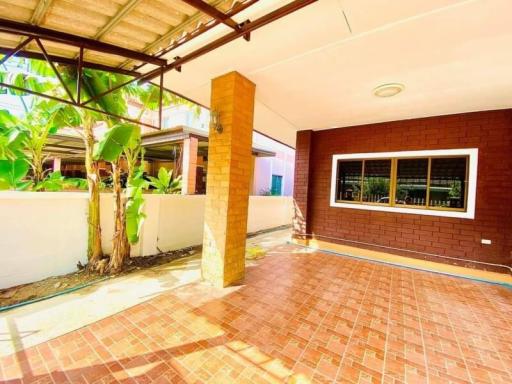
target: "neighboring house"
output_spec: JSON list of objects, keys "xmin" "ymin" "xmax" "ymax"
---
[
  {"xmin": 156, "ymin": 104, "xmax": 296, "ymax": 196},
  {"xmin": 251, "ymin": 133, "xmax": 295, "ymax": 196},
  {"xmin": 43, "ymin": 104, "xmax": 295, "ymax": 196}
]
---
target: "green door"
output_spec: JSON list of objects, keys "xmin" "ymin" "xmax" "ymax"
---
[{"xmin": 271, "ymin": 175, "xmax": 283, "ymax": 196}]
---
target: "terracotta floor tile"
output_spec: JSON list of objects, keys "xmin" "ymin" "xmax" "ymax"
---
[{"xmin": 1, "ymin": 244, "xmax": 511, "ymax": 383}]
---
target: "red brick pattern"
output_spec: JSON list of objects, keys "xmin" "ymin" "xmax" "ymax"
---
[
  {"xmin": 293, "ymin": 130, "xmax": 313, "ymax": 237},
  {"xmin": 1, "ymin": 245, "xmax": 511, "ymax": 383},
  {"xmin": 295, "ymin": 109, "xmax": 512, "ymax": 267}
]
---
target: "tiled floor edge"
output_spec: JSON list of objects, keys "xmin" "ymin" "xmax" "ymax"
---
[{"xmin": 290, "ymin": 238, "xmax": 512, "ymax": 288}]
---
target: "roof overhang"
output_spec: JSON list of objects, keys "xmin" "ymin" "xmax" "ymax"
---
[
  {"xmin": 4, "ymin": 1, "xmax": 509, "ymax": 149},
  {"xmin": 45, "ymin": 125, "xmax": 276, "ymax": 159},
  {"xmin": 158, "ymin": 0, "xmax": 512, "ymax": 146}
]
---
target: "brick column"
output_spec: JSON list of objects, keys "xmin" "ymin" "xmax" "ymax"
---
[
  {"xmin": 201, "ymin": 71, "xmax": 256, "ymax": 287},
  {"xmin": 181, "ymin": 137, "xmax": 198, "ymax": 195},
  {"xmin": 293, "ymin": 130, "xmax": 313, "ymax": 238}
]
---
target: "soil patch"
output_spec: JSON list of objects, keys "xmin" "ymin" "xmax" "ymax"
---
[{"xmin": 0, "ymin": 246, "xmax": 199, "ymax": 309}]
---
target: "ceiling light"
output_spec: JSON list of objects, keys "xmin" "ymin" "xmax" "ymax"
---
[{"xmin": 373, "ymin": 83, "xmax": 404, "ymax": 98}]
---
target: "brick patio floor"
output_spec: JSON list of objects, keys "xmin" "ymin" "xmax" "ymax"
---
[{"xmin": 1, "ymin": 244, "xmax": 511, "ymax": 383}]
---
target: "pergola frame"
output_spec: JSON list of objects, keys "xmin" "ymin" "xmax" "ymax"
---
[{"xmin": 0, "ymin": 0, "xmax": 318, "ymax": 129}]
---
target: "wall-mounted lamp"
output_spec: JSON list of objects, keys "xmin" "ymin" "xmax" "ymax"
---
[{"xmin": 210, "ymin": 110, "xmax": 223, "ymax": 134}]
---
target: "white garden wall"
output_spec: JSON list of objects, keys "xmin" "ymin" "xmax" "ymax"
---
[
  {"xmin": 0, "ymin": 193, "xmax": 293, "ymax": 289},
  {"xmin": 0, "ymin": 192, "xmax": 89, "ymax": 290}
]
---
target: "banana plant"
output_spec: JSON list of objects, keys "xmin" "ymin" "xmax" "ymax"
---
[
  {"xmin": 0, "ymin": 110, "xmax": 28, "ymax": 161},
  {"xmin": 0, "ymin": 109, "xmax": 30, "ymax": 190},
  {"xmin": 1, "ymin": 56, "xmax": 192, "ymax": 273},
  {"xmin": 23, "ymin": 100, "xmax": 74, "ymax": 185},
  {"xmin": 34, "ymin": 170, "xmax": 65, "ymax": 191},
  {"xmin": 147, "ymin": 167, "xmax": 182, "ymax": 194},
  {"xmin": 0, "ymin": 159, "xmax": 31, "ymax": 190},
  {"xmin": 33, "ymin": 170, "xmax": 88, "ymax": 192},
  {"xmin": 125, "ymin": 167, "xmax": 148, "ymax": 244},
  {"xmin": 93, "ymin": 122, "xmax": 143, "ymax": 272}
]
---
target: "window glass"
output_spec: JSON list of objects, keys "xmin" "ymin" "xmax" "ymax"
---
[
  {"xmin": 337, "ymin": 160, "xmax": 362, "ymax": 201},
  {"xmin": 429, "ymin": 157, "xmax": 467, "ymax": 209},
  {"xmin": 362, "ymin": 159, "xmax": 391, "ymax": 204},
  {"xmin": 396, "ymin": 158, "xmax": 428, "ymax": 206}
]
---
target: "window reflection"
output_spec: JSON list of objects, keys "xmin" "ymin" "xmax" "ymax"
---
[
  {"xmin": 396, "ymin": 158, "xmax": 428, "ymax": 206},
  {"xmin": 337, "ymin": 160, "xmax": 362, "ymax": 201},
  {"xmin": 362, "ymin": 159, "xmax": 391, "ymax": 203},
  {"xmin": 429, "ymin": 157, "xmax": 467, "ymax": 208}
]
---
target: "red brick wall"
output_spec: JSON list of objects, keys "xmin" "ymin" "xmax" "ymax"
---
[
  {"xmin": 293, "ymin": 130, "xmax": 313, "ymax": 237},
  {"xmin": 295, "ymin": 109, "xmax": 512, "ymax": 268}
]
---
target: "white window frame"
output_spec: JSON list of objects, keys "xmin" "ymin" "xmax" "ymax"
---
[{"xmin": 330, "ymin": 148, "xmax": 478, "ymax": 219}]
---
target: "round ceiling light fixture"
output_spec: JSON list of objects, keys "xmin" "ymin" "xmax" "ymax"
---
[{"xmin": 373, "ymin": 83, "xmax": 404, "ymax": 98}]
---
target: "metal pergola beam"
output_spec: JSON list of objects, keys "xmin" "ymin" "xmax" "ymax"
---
[
  {"xmin": 0, "ymin": 81, "xmax": 161, "ymax": 130},
  {"xmin": 0, "ymin": 40, "xmax": 165, "ymax": 130},
  {"xmin": 140, "ymin": 0, "xmax": 318, "ymax": 81},
  {"xmin": 0, "ymin": 46, "xmax": 138, "ymax": 76},
  {"xmin": 180, "ymin": 0, "xmax": 240, "ymax": 30},
  {"xmin": 0, "ymin": 37, "xmax": 33, "ymax": 67},
  {"xmin": 0, "ymin": 18, "xmax": 166, "ymax": 66},
  {"xmin": 127, "ymin": 0, "xmax": 259, "ymax": 71}
]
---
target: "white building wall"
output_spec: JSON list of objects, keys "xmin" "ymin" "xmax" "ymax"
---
[{"xmin": 0, "ymin": 193, "xmax": 293, "ymax": 289}]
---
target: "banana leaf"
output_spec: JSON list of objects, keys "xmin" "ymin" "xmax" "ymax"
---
[
  {"xmin": 93, "ymin": 123, "xmax": 136, "ymax": 162},
  {"xmin": 125, "ymin": 169, "xmax": 147, "ymax": 244},
  {"xmin": 0, "ymin": 159, "xmax": 30, "ymax": 190}
]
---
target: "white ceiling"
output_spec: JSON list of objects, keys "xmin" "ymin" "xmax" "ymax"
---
[{"xmin": 160, "ymin": 0, "xmax": 512, "ymax": 146}]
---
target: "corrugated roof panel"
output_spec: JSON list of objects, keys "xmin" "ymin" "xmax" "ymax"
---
[
  {"xmin": 0, "ymin": 0, "xmax": 260, "ymax": 73},
  {"xmin": 60, "ymin": 0, "xmax": 121, "ymax": 17},
  {"xmin": 111, "ymin": 22, "xmax": 161, "ymax": 44},
  {"xmin": 0, "ymin": 1, "xmax": 34, "ymax": 23},
  {"xmin": 44, "ymin": 2, "xmax": 110, "ymax": 34},
  {"xmin": 40, "ymin": 12, "xmax": 99, "ymax": 37},
  {"xmin": 134, "ymin": 2, "xmax": 185, "ymax": 27},
  {"xmin": 166, "ymin": 0, "xmax": 198, "ymax": 16}
]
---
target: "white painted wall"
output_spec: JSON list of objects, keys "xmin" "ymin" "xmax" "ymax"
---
[
  {"xmin": 247, "ymin": 196, "xmax": 294, "ymax": 233},
  {"xmin": 157, "ymin": 195, "xmax": 206, "ymax": 252},
  {"xmin": 0, "ymin": 193, "xmax": 293, "ymax": 289},
  {"xmin": 0, "ymin": 192, "xmax": 89, "ymax": 290}
]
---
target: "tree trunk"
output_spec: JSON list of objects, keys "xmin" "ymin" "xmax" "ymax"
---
[
  {"xmin": 83, "ymin": 118, "xmax": 103, "ymax": 267},
  {"xmin": 109, "ymin": 161, "xmax": 129, "ymax": 273},
  {"xmin": 32, "ymin": 154, "xmax": 44, "ymax": 186}
]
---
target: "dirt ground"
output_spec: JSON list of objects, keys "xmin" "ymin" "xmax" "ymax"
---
[{"xmin": 0, "ymin": 247, "xmax": 198, "ymax": 308}]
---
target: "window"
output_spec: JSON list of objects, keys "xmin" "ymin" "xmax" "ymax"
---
[
  {"xmin": 336, "ymin": 161, "xmax": 362, "ymax": 201},
  {"xmin": 362, "ymin": 159, "xmax": 391, "ymax": 203},
  {"xmin": 271, "ymin": 175, "xmax": 283, "ymax": 196},
  {"xmin": 330, "ymin": 149, "xmax": 477, "ymax": 219},
  {"xmin": 396, "ymin": 158, "xmax": 428, "ymax": 207}
]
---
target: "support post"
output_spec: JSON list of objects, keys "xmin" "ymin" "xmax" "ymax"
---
[
  {"xmin": 181, "ymin": 137, "xmax": 198, "ymax": 195},
  {"xmin": 201, "ymin": 71, "xmax": 255, "ymax": 287},
  {"xmin": 53, "ymin": 157, "xmax": 61, "ymax": 172}
]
